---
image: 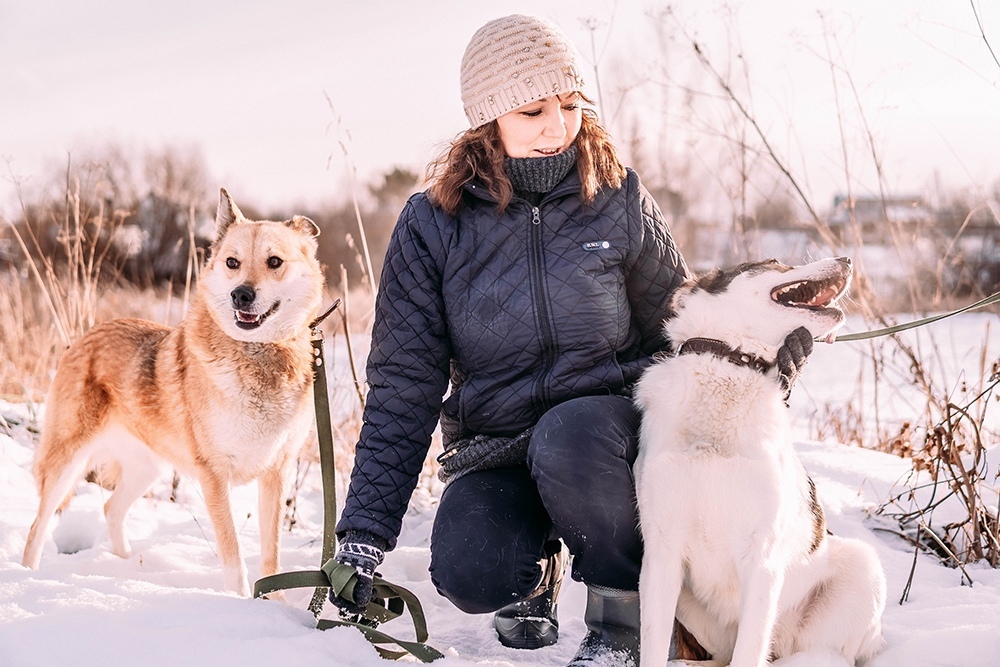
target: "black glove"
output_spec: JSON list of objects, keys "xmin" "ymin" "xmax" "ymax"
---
[
  {"xmin": 775, "ymin": 326, "xmax": 814, "ymax": 400},
  {"xmin": 328, "ymin": 531, "xmax": 387, "ymax": 616}
]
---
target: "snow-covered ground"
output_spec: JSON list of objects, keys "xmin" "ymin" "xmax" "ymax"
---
[{"xmin": 0, "ymin": 313, "xmax": 998, "ymax": 666}]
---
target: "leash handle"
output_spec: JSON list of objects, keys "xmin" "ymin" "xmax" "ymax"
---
[
  {"xmin": 831, "ymin": 289, "xmax": 1000, "ymax": 343},
  {"xmin": 253, "ymin": 564, "xmax": 445, "ymax": 663}
]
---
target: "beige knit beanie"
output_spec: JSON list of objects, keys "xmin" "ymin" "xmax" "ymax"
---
[{"xmin": 460, "ymin": 14, "xmax": 586, "ymax": 128}]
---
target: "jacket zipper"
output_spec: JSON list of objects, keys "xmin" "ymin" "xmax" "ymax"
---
[{"xmin": 528, "ymin": 205, "xmax": 556, "ymax": 416}]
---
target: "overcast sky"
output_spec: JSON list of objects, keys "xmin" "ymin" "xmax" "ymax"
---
[{"xmin": 1, "ymin": 0, "xmax": 997, "ymax": 218}]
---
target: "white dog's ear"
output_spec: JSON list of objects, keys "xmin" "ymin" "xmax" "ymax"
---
[
  {"xmin": 667, "ymin": 279, "xmax": 696, "ymax": 316},
  {"xmin": 215, "ymin": 188, "xmax": 245, "ymax": 243},
  {"xmin": 286, "ymin": 215, "xmax": 321, "ymax": 238}
]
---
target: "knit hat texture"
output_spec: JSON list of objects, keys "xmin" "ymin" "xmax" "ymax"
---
[{"xmin": 461, "ymin": 14, "xmax": 586, "ymax": 128}]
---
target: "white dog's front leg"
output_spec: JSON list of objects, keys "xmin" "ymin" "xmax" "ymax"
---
[
  {"xmin": 730, "ymin": 565, "xmax": 783, "ymax": 667},
  {"xmin": 640, "ymin": 538, "xmax": 685, "ymax": 667}
]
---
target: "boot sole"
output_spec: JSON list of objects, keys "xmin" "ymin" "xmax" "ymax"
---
[{"xmin": 494, "ymin": 616, "xmax": 559, "ymax": 649}]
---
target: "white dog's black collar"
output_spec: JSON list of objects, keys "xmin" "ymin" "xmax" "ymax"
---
[{"xmin": 673, "ymin": 337, "xmax": 773, "ymax": 374}]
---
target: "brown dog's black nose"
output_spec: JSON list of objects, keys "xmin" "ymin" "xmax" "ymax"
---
[{"xmin": 230, "ymin": 285, "xmax": 256, "ymax": 309}]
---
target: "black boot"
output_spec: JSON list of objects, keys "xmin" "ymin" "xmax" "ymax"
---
[
  {"xmin": 493, "ymin": 546, "xmax": 566, "ymax": 649},
  {"xmin": 567, "ymin": 585, "xmax": 640, "ymax": 666}
]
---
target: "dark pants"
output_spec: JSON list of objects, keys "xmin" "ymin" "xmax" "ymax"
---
[{"xmin": 429, "ymin": 395, "xmax": 643, "ymax": 614}]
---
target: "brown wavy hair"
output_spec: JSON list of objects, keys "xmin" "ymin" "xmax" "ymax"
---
[{"xmin": 426, "ymin": 107, "xmax": 627, "ymax": 216}]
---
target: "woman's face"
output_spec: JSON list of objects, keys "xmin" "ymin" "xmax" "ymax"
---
[{"xmin": 496, "ymin": 93, "xmax": 583, "ymax": 158}]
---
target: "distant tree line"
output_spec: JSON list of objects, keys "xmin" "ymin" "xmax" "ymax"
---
[
  {"xmin": 2, "ymin": 143, "xmax": 996, "ymax": 307},
  {"xmin": 0, "ymin": 146, "xmax": 419, "ymax": 294}
]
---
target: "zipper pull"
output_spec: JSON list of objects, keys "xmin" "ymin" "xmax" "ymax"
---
[{"xmin": 532, "ymin": 206, "xmax": 540, "ymax": 225}]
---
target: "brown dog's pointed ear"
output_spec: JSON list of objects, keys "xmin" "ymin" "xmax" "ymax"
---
[
  {"xmin": 215, "ymin": 188, "xmax": 244, "ymax": 243},
  {"xmin": 286, "ymin": 215, "xmax": 320, "ymax": 238}
]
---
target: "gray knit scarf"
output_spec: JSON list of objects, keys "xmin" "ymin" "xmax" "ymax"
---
[{"xmin": 504, "ymin": 144, "xmax": 578, "ymax": 201}]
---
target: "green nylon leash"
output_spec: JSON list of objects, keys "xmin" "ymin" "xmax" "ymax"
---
[
  {"xmin": 252, "ymin": 300, "xmax": 444, "ymax": 663},
  {"xmin": 306, "ymin": 307, "xmax": 340, "ymax": 617},
  {"xmin": 830, "ymin": 289, "xmax": 1000, "ymax": 343}
]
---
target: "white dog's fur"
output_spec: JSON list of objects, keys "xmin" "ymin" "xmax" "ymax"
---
[
  {"xmin": 635, "ymin": 258, "xmax": 886, "ymax": 667},
  {"xmin": 22, "ymin": 189, "xmax": 324, "ymax": 596}
]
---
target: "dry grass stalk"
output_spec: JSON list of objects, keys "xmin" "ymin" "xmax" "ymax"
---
[{"xmin": 873, "ymin": 350, "xmax": 999, "ymax": 589}]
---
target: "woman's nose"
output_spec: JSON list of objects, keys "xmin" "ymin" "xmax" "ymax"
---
[{"xmin": 543, "ymin": 110, "xmax": 566, "ymax": 137}]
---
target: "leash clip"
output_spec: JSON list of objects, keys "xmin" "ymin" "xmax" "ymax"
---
[{"xmin": 310, "ymin": 299, "xmax": 342, "ymax": 339}]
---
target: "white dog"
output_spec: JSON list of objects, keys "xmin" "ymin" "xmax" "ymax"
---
[{"xmin": 635, "ymin": 257, "xmax": 886, "ymax": 667}]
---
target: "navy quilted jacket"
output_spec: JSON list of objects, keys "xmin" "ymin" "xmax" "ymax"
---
[{"xmin": 336, "ymin": 168, "xmax": 688, "ymax": 548}]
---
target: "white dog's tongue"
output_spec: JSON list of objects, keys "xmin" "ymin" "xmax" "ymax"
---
[
  {"xmin": 825, "ymin": 332, "xmax": 837, "ymax": 344},
  {"xmin": 809, "ymin": 286, "xmax": 839, "ymax": 307}
]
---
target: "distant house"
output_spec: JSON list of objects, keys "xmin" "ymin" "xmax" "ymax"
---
[{"xmin": 828, "ymin": 194, "xmax": 935, "ymax": 241}]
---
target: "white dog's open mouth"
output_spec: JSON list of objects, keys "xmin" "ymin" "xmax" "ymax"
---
[
  {"xmin": 233, "ymin": 302, "xmax": 279, "ymax": 330},
  {"xmin": 770, "ymin": 273, "xmax": 849, "ymax": 313}
]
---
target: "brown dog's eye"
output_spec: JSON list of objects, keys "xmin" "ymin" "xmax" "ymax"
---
[
  {"xmin": 267, "ymin": 256, "xmax": 283, "ymax": 269},
  {"xmin": 226, "ymin": 257, "xmax": 240, "ymax": 270}
]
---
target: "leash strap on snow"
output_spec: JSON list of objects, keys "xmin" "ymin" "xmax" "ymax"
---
[
  {"xmin": 830, "ymin": 289, "xmax": 1000, "ymax": 343},
  {"xmin": 254, "ymin": 564, "xmax": 443, "ymax": 662},
  {"xmin": 253, "ymin": 300, "xmax": 443, "ymax": 663}
]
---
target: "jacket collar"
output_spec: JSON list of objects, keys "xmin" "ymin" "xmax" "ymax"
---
[{"xmin": 463, "ymin": 170, "xmax": 582, "ymax": 207}]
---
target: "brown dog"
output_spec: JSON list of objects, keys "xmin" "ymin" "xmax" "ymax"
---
[{"xmin": 22, "ymin": 189, "xmax": 323, "ymax": 595}]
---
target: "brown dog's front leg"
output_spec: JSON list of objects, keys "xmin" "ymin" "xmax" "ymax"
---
[
  {"xmin": 199, "ymin": 468, "xmax": 249, "ymax": 596},
  {"xmin": 257, "ymin": 458, "xmax": 291, "ymax": 580}
]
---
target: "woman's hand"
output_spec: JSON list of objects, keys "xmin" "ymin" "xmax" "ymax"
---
[
  {"xmin": 776, "ymin": 327, "xmax": 814, "ymax": 401},
  {"xmin": 328, "ymin": 531, "xmax": 387, "ymax": 616}
]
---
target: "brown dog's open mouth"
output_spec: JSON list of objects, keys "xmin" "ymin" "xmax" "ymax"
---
[
  {"xmin": 233, "ymin": 302, "xmax": 279, "ymax": 330},
  {"xmin": 770, "ymin": 274, "xmax": 849, "ymax": 313}
]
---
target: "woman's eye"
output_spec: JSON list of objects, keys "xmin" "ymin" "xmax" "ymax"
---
[
  {"xmin": 562, "ymin": 104, "xmax": 579, "ymax": 111},
  {"xmin": 267, "ymin": 256, "xmax": 283, "ymax": 269},
  {"xmin": 226, "ymin": 257, "xmax": 239, "ymax": 269},
  {"xmin": 521, "ymin": 109, "xmax": 542, "ymax": 117}
]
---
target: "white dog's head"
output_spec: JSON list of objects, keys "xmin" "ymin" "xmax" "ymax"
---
[
  {"xmin": 200, "ymin": 188, "xmax": 324, "ymax": 343},
  {"xmin": 665, "ymin": 257, "xmax": 853, "ymax": 359}
]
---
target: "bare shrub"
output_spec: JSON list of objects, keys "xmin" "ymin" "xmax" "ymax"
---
[{"xmin": 3, "ymin": 146, "xmax": 213, "ymax": 290}]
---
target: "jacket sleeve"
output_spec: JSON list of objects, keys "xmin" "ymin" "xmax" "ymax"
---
[
  {"xmin": 335, "ymin": 196, "xmax": 451, "ymax": 549},
  {"xmin": 624, "ymin": 171, "xmax": 691, "ymax": 355}
]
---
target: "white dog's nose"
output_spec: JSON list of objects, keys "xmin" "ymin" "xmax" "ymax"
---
[{"xmin": 836, "ymin": 257, "xmax": 852, "ymax": 267}]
